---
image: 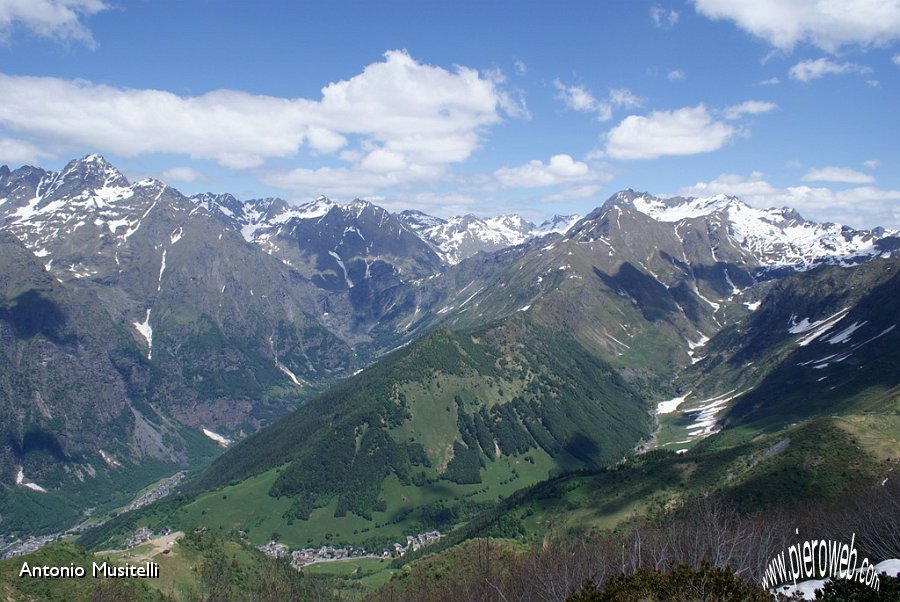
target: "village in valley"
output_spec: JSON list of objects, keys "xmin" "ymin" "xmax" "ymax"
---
[
  {"xmin": 257, "ymin": 530, "xmax": 443, "ymax": 570},
  {"xmin": 110, "ymin": 524, "xmax": 443, "ymax": 572}
]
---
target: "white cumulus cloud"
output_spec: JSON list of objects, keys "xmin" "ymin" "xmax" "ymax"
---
[
  {"xmin": 789, "ymin": 58, "xmax": 872, "ymax": 81},
  {"xmin": 692, "ymin": 0, "xmax": 900, "ymax": 52},
  {"xmin": 723, "ymin": 100, "xmax": 777, "ymax": 119},
  {"xmin": 0, "ymin": 0, "xmax": 108, "ymax": 47},
  {"xmin": 494, "ymin": 154, "xmax": 605, "ymax": 188},
  {"xmin": 0, "ymin": 50, "xmax": 525, "ymax": 197},
  {"xmin": 802, "ymin": 166, "xmax": 875, "ymax": 183},
  {"xmin": 605, "ymin": 104, "xmax": 735, "ymax": 160}
]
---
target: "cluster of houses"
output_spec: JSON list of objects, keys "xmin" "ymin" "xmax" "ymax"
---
[
  {"xmin": 290, "ymin": 544, "xmax": 368, "ymax": 569},
  {"xmin": 257, "ymin": 530, "xmax": 443, "ymax": 569},
  {"xmin": 0, "ymin": 533, "xmax": 57, "ymax": 559},
  {"xmin": 125, "ymin": 471, "xmax": 186, "ymax": 512},
  {"xmin": 388, "ymin": 531, "xmax": 442, "ymax": 557},
  {"xmin": 0, "ymin": 518, "xmax": 99, "ymax": 559},
  {"xmin": 123, "ymin": 526, "xmax": 154, "ymax": 549},
  {"xmin": 257, "ymin": 541, "xmax": 290, "ymax": 559},
  {"xmin": 123, "ymin": 525, "xmax": 173, "ymax": 549}
]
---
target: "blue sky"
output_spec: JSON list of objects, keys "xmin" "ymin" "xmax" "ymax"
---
[{"xmin": 0, "ymin": 1, "xmax": 898, "ymax": 228}]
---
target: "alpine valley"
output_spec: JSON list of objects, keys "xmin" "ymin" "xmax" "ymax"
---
[{"xmin": 2, "ymin": 156, "xmax": 899, "ymax": 598}]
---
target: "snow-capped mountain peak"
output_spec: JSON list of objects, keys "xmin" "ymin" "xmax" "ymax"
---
[
  {"xmin": 588, "ymin": 190, "xmax": 897, "ymax": 272},
  {"xmin": 58, "ymin": 154, "xmax": 131, "ymax": 192},
  {"xmin": 630, "ymin": 193, "xmax": 738, "ymax": 222},
  {"xmin": 399, "ymin": 210, "xmax": 581, "ymax": 264},
  {"xmin": 397, "ymin": 209, "xmax": 447, "ymax": 231},
  {"xmin": 536, "ymin": 214, "xmax": 581, "ymax": 236}
]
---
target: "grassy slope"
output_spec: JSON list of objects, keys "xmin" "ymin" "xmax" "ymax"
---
[
  {"xmin": 80, "ymin": 315, "xmax": 652, "ymax": 552},
  {"xmin": 174, "ymin": 448, "xmax": 558, "ymax": 550},
  {"xmin": 422, "ymin": 417, "xmax": 887, "ymax": 548}
]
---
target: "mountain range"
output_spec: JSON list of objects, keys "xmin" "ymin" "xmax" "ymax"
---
[{"xmin": 0, "ymin": 155, "xmax": 898, "ymax": 544}]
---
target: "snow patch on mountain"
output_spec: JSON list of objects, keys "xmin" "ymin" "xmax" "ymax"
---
[
  {"xmin": 826, "ymin": 321, "xmax": 867, "ymax": 345},
  {"xmin": 15, "ymin": 467, "xmax": 47, "ymax": 493},
  {"xmin": 276, "ymin": 361, "xmax": 303, "ymax": 386},
  {"xmin": 157, "ymin": 249, "xmax": 166, "ymax": 291},
  {"xmin": 133, "ymin": 309, "xmax": 153, "ymax": 359},
  {"xmin": 681, "ymin": 389, "xmax": 747, "ymax": 439},
  {"xmin": 789, "ymin": 308, "xmax": 850, "ymax": 346},
  {"xmin": 98, "ymin": 449, "xmax": 122, "ymax": 468},
  {"xmin": 656, "ymin": 392, "xmax": 691, "ymax": 414},
  {"xmin": 202, "ymin": 428, "xmax": 230, "ymax": 447}
]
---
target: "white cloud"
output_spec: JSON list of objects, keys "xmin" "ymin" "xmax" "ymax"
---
[
  {"xmin": 608, "ymin": 88, "xmax": 643, "ymax": 109},
  {"xmin": 678, "ymin": 171, "xmax": 900, "ymax": 228},
  {"xmin": 692, "ymin": 0, "xmax": 900, "ymax": 53},
  {"xmin": 0, "ymin": 0, "xmax": 108, "ymax": 47},
  {"xmin": 305, "ymin": 126, "xmax": 348, "ymax": 154},
  {"xmin": 0, "ymin": 137, "xmax": 49, "ymax": 164},
  {"xmin": 514, "ymin": 58, "xmax": 527, "ymax": 75},
  {"xmin": 723, "ymin": 100, "xmax": 777, "ymax": 119},
  {"xmin": 680, "ymin": 171, "xmax": 781, "ymax": 199},
  {"xmin": 541, "ymin": 184, "xmax": 605, "ymax": 203},
  {"xmin": 483, "ymin": 67, "xmax": 530, "ymax": 119},
  {"xmin": 553, "ymin": 80, "xmax": 642, "ymax": 121},
  {"xmin": 651, "ymin": 5, "xmax": 680, "ymax": 29},
  {"xmin": 894, "ymin": 54, "xmax": 900, "ymax": 66},
  {"xmin": 605, "ymin": 104, "xmax": 735, "ymax": 160},
  {"xmin": 494, "ymin": 154, "xmax": 608, "ymax": 188},
  {"xmin": 554, "ymin": 80, "xmax": 610, "ymax": 120},
  {"xmin": 360, "ymin": 148, "xmax": 412, "ymax": 173},
  {"xmin": 789, "ymin": 58, "xmax": 872, "ymax": 81},
  {"xmin": 262, "ymin": 163, "xmax": 444, "ymax": 199},
  {"xmin": 667, "ymin": 69, "xmax": 686, "ymax": 80},
  {"xmin": 760, "ymin": 77, "xmax": 780, "ymax": 85},
  {"xmin": 404, "ymin": 192, "xmax": 488, "ymax": 217},
  {"xmin": 802, "ymin": 166, "xmax": 875, "ymax": 183},
  {"xmin": 0, "ymin": 50, "xmax": 524, "ymax": 197},
  {"xmin": 161, "ymin": 166, "xmax": 204, "ymax": 183},
  {"xmin": 864, "ymin": 159, "xmax": 880, "ymax": 169}
]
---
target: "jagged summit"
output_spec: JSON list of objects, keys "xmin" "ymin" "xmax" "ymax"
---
[
  {"xmin": 536, "ymin": 214, "xmax": 581, "ymax": 234},
  {"xmin": 398, "ymin": 210, "xmax": 580, "ymax": 264},
  {"xmin": 1, "ymin": 156, "xmax": 895, "ymax": 277},
  {"xmin": 60, "ymin": 154, "xmax": 130, "ymax": 190},
  {"xmin": 574, "ymin": 190, "xmax": 897, "ymax": 273},
  {"xmin": 397, "ymin": 209, "xmax": 447, "ymax": 230}
]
